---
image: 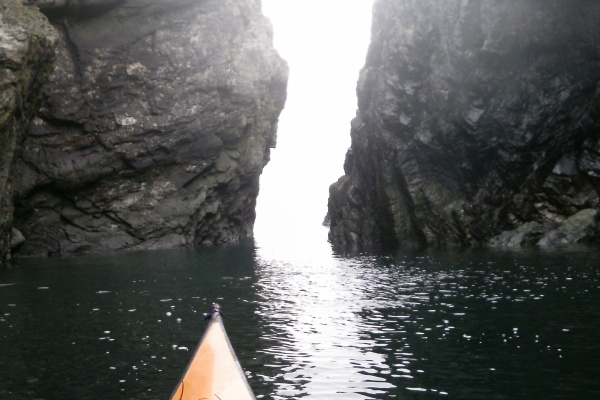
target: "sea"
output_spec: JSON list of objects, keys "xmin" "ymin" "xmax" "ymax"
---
[{"xmin": 1, "ymin": 226, "xmax": 599, "ymax": 400}]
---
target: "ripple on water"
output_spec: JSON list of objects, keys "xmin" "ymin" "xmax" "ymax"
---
[
  {"xmin": 250, "ymin": 248, "xmax": 600, "ymax": 399},
  {"xmin": 1, "ymin": 246, "xmax": 599, "ymax": 399}
]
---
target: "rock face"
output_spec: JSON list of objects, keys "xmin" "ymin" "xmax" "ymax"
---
[
  {"xmin": 328, "ymin": 0, "xmax": 600, "ymax": 251},
  {"xmin": 12, "ymin": 0, "xmax": 287, "ymax": 257},
  {"xmin": 0, "ymin": 0, "xmax": 57, "ymax": 267}
]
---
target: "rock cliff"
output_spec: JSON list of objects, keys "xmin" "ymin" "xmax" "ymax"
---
[
  {"xmin": 0, "ymin": 0, "xmax": 57, "ymax": 267},
  {"xmin": 10, "ymin": 0, "xmax": 287, "ymax": 258},
  {"xmin": 328, "ymin": 0, "xmax": 600, "ymax": 251}
]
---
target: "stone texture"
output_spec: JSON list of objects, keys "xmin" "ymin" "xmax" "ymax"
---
[
  {"xmin": 0, "ymin": 0, "xmax": 57, "ymax": 267},
  {"xmin": 12, "ymin": 0, "xmax": 287, "ymax": 257},
  {"xmin": 328, "ymin": 0, "xmax": 600, "ymax": 251}
]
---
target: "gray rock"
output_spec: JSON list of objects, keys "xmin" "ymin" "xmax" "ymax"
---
[
  {"xmin": 538, "ymin": 209, "xmax": 599, "ymax": 246},
  {"xmin": 489, "ymin": 221, "xmax": 553, "ymax": 247},
  {"xmin": 10, "ymin": 227, "xmax": 25, "ymax": 248},
  {"xmin": 31, "ymin": 0, "xmax": 122, "ymax": 8},
  {"xmin": 0, "ymin": 0, "xmax": 57, "ymax": 267},
  {"xmin": 12, "ymin": 0, "xmax": 287, "ymax": 257},
  {"xmin": 491, "ymin": 208, "xmax": 599, "ymax": 247},
  {"xmin": 328, "ymin": 0, "xmax": 600, "ymax": 251}
]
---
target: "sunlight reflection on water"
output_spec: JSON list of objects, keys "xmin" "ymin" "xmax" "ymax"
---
[
  {"xmin": 250, "ymin": 243, "xmax": 600, "ymax": 399},
  {"xmin": 1, "ymin": 245, "xmax": 599, "ymax": 399},
  {"xmin": 254, "ymin": 254, "xmax": 394, "ymax": 399}
]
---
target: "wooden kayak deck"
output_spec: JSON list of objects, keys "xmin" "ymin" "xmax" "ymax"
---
[{"xmin": 169, "ymin": 306, "xmax": 256, "ymax": 400}]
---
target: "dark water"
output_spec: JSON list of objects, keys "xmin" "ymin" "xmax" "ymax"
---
[{"xmin": 1, "ymin": 240, "xmax": 599, "ymax": 399}]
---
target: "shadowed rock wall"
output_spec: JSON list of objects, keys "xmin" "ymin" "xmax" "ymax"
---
[
  {"xmin": 0, "ymin": 0, "xmax": 57, "ymax": 267},
  {"xmin": 11, "ymin": 0, "xmax": 287, "ymax": 257},
  {"xmin": 328, "ymin": 0, "xmax": 600, "ymax": 251}
]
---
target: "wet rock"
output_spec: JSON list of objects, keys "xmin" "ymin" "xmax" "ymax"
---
[
  {"xmin": 10, "ymin": 228, "xmax": 26, "ymax": 249},
  {"xmin": 328, "ymin": 0, "xmax": 600, "ymax": 251},
  {"xmin": 538, "ymin": 209, "xmax": 599, "ymax": 246},
  {"xmin": 490, "ymin": 209, "xmax": 599, "ymax": 247},
  {"xmin": 0, "ymin": 0, "xmax": 57, "ymax": 267},
  {"xmin": 12, "ymin": 0, "xmax": 287, "ymax": 257},
  {"xmin": 489, "ymin": 221, "xmax": 553, "ymax": 247}
]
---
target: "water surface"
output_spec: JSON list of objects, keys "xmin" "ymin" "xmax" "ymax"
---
[{"xmin": 1, "ymin": 241, "xmax": 598, "ymax": 399}]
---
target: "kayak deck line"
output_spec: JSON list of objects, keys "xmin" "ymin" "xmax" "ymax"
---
[{"xmin": 168, "ymin": 304, "xmax": 256, "ymax": 400}]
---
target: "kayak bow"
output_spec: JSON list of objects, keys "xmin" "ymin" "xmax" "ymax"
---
[{"xmin": 168, "ymin": 304, "xmax": 256, "ymax": 400}]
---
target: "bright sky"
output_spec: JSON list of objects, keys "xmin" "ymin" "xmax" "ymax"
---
[{"xmin": 254, "ymin": 0, "xmax": 374, "ymax": 255}]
